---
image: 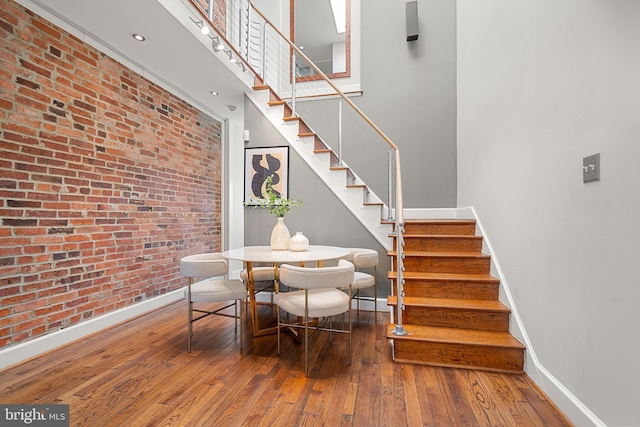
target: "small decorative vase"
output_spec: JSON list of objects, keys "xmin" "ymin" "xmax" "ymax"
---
[
  {"xmin": 270, "ymin": 217, "xmax": 291, "ymax": 250},
  {"xmin": 289, "ymin": 232, "xmax": 309, "ymax": 252}
]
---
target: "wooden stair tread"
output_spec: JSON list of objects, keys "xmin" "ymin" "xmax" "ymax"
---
[
  {"xmin": 298, "ymin": 132, "xmax": 315, "ymax": 138},
  {"xmin": 388, "ymin": 271, "xmax": 499, "ymax": 283},
  {"xmin": 387, "ymin": 218, "xmax": 524, "ymax": 372},
  {"xmin": 394, "ymin": 234, "xmax": 483, "ymax": 239},
  {"xmin": 387, "ymin": 324, "xmax": 525, "ymax": 349},
  {"xmin": 403, "ymin": 219, "xmax": 476, "ymax": 225},
  {"xmin": 387, "ymin": 296, "xmax": 510, "ymax": 312},
  {"xmin": 389, "ymin": 250, "xmax": 490, "ymax": 259}
]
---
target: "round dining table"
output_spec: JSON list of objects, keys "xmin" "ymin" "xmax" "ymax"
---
[{"xmin": 222, "ymin": 245, "xmax": 350, "ymax": 337}]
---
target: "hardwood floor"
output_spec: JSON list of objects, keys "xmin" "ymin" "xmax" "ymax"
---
[{"xmin": 0, "ymin": 300, "xmax": 573, "ymax": 426}]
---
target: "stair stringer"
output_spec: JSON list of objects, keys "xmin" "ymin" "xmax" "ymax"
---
[{"xmin": 247, "ymin": 89, "xmax": 393, "ymax": 250}]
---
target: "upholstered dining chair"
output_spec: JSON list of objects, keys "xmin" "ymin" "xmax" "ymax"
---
[
  {"xmin": 180, "ymin": 253, "xmax": 248, "ymax": 352},
  {"xmin": 240, "ymin": 265, "xmax": 276, "ymax": 306},
  {"xmin": 341, "ymin": 248, "xmax": 379, "ymax": 317},
  {"xmin": 274, "ymin": 260, "xmax": 355, "ymax": 376}
]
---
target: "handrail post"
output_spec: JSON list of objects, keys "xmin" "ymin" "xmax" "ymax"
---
[
  {"xmin": 207, "ymin": 0, "xmax": 213, "ymax": 20},
  {"xmin": 237, "ymin": 6, "xmax": 242, "ymax": 48},
  {"xmin": 244, "ymin": 2, "xmax": 250, "ymax": 59},
  {"xmin": 387, "ymin": 150, "xmax": 393, "ymax": 221},
  {"xmin": 291, "ymin": 53, "xmax": 296, "ymax": 116},
  {"xmin": 338, "ymin": 99, "xmax": 343, "ymax": 166},
  {"xmin": 261, "ymin": 22, "xmax": 267, "ymax": 82},
  {"xmin": 392, "ymin": 150, "xmax": 407, "ymax": 336}
]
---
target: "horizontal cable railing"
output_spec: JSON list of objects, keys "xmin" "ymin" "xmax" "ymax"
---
[{"xmin": 188, "ymin": 0, "xmax": 408, "ymax": 336}]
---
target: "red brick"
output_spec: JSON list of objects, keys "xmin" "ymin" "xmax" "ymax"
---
[
  {"xmin": 1, "ymin": 291, "xmax": 37, "ymax": 306},
  {"xmin": 14, "ymin": 297, "xmax": 48, "ymax": 314}
]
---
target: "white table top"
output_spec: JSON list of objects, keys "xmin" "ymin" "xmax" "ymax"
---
[{"xmin": 222, "ymin": 245, "xmax": 350, "ymax": 264}]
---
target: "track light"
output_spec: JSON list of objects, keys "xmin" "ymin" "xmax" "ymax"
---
[
  {"xmin": 188, "ymin": 16, "xmax": 246, "ymax": 72},
  {"xmin": 189, "ymin": 17, "xmax": 211, "ymax": 36},
  {"xmin": 225, "ymin": 49, "xmax": 236, "ymax": 63},
  {"xmin": 211, "ymin": 36, "xmax": 225, "ymax": 51}
]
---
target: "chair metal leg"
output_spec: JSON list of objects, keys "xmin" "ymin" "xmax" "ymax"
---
[
  {"xmin": 305, "ymin": 289, "xmax": 309, "ymax": 377},
  {"xmin": 373, "ymin": 266, "xmax": 377, "ymax": 321},
  {"xmin": 348, "ymin": 285, "xmax": 352, "ymax": 365},
  {"xmin": 329, "ymin": 317, "xmax": 333, "ymax": 343},
  {"xmin": 240, "ymin": 298, "xmax": 244, "ymax": 350},
  {"xmin": 305, "ymin": 314, "xmax": 309, "ymax": 376},
  {"xmin": 187, "ymin": 280, "xmax": 193, "ymax": 352},
  {"xmin": 276, "ymin": 304, "xmax": 281, "ymax": 355}
]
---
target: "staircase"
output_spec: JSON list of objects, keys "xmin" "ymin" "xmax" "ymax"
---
[
  {"xmin": 205, "ymin": 2, "xmax": 523, "ymax": 374},
  {"xmin": 386, "ymin": 219, "xmax": 525, "ymax": 374},
  {"xmin": 249, "ymin": 82, "xmax": 525, "ymax": 374},
  {"xmin": 247, "ymin": 83, "xmax": 394, "ymax": 250}
]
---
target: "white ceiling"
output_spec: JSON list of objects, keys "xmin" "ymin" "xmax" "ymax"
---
[{"xmin": 20, "ymin": 0, "xmax": 253, "ymax": 121}]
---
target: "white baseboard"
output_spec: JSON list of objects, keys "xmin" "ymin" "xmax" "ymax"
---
[
  {"xmin": 535, "ymin": 363, "xmax": 606, "ymax": 427},
  {"xmin": 0, "ymin": 290, "xmax": 184, "ymax": 371},
  {"xmin": 468, "ymin": 206, "xmax": 605, "ymax": 427}
]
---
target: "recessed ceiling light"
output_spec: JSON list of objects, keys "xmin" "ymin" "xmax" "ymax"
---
[
  {"xmin": 210, "ymin": 91, "xmax": 219, "ymax": 96},
  {"xmin": 132, "ymin": 34, "xmax": 146, "ymax": 42}
]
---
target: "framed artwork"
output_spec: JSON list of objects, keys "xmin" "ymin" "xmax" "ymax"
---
[{"xmin": 244, "ymin": 146, "xmax": 290, "ymax": 205}]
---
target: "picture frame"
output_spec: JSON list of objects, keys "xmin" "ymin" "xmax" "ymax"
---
[{"xmin": 244, "ymin": 146, "xmax": 290, "ymax": 205}]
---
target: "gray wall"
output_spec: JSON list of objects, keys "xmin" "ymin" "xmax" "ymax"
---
[
  {"xmin": 457, "ymin": 1, "xmax": 640, "ymax": 425},
  {"xmin": 243, "ymin": 98, "xmax": 390, "ymax": 297},
  {"xmin": 356, "ymin": 0, "xmax": 457, "ymax": 208}
]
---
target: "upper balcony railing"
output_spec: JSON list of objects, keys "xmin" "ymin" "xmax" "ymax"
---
[{"xmin": 189, "ymin": 0, "xmax": 408, "ymax": 336}]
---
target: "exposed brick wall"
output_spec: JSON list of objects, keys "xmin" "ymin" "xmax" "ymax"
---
[{"xmin": 0, "ymin": 0, "xmax": 223, "ymax": 348}]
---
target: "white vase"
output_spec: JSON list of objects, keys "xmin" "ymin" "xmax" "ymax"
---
[
  {"xmin": 289, "ymin": 232, "xmax": 309, "ymax": 252},
  {"xmin": 270, "ymin": 217, "xmax": 291, "ymax": 250}
]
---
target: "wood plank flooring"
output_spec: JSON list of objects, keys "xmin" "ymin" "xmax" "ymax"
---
[{"xmin": 0, "ymin": 300, "xmax": 573, "ymax": 426}]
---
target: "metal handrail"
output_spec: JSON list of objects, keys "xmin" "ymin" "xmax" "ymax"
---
[{"xmin": 191, "ymin": 0, "xmax": 407, "ymax": 335}]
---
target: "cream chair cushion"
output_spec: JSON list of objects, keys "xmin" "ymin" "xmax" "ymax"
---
[
  {"xmin": 274, "ymin": 288, "xmax": 349, "ymax": 318},
  {"xmin": 184, "ymin": 278, "xmax": 247, "ymax": 303}
]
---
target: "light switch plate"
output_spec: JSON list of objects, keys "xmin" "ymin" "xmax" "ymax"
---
[{"xmin": 583, "ymin": 153, "xmax": 600, "ymax": 183}]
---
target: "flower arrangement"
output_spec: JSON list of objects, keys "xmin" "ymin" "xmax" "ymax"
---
[{"xmin": 246, "ymin": 175, "xmax": 302, "ymax": 218}]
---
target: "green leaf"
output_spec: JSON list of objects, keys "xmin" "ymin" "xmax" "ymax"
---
[{"xmin": 244, "ymin": 174, "xmax": 302, "ymax": 218}]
